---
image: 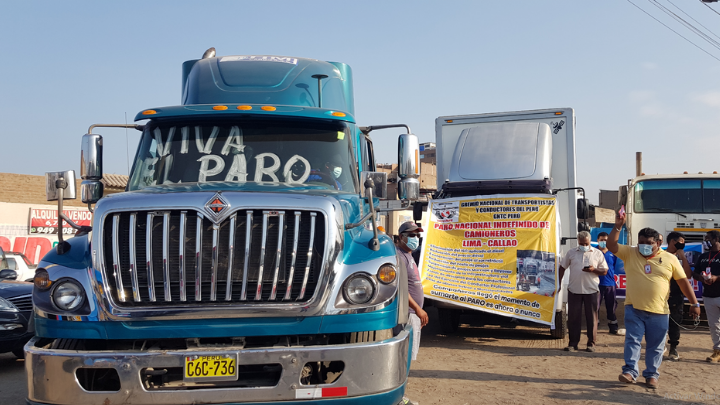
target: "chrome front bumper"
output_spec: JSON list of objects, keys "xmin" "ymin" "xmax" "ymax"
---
[{"xmin": 25, "ymin": 325, "xmax": 410, "ymax": 405}]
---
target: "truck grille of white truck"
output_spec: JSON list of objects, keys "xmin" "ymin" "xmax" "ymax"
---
[{"xmin": 101, "ymin": 209, "xmax": 325, "ymax": 306}]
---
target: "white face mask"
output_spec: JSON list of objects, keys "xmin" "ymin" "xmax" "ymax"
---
[{"xmin": 332, "ymin": 167, "xmax": 342, "ymax": 178}]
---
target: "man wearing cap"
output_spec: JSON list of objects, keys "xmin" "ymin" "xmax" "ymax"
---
[{"xmin": 396, "ymin": 221, "xmax": 429, "ymax": 361}]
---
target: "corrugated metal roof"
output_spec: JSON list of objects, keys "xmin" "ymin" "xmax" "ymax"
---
[{"xmin": 101, "ymin": 174, "xmax": 128, "ymax": 189}]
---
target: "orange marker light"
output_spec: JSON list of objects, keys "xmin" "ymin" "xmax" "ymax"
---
[
  {"xmin": 237, "ymin": 105, "xmax": 252, "ymax": 110},
  {"xmin": 377, "ymin": 265, "xmax": 397, "ymax": 284},
  {"xmin": 261, "ymin": 106, "xmax": 276, "ymax": 111},
  {"xmin": 446, "ymin": 120, "xmax": 453, "ymax": 123},
  {"xmin": 555, "ymin": 112, "xmax": 563, "ymax": 115},
  {"xmin": 213, "ymin": 105, "xmax": 228, "ymax": 111},
  {"xmin": 332, "ymin": 112, "xmax": 346, "ymax": 117},
  {"xmin": 415, "ymin": 150, "xmax": 419, "ymax": 174},
  {"xmin": 142, "ymin": 110, "xmax": 157, "ymax": 115}
]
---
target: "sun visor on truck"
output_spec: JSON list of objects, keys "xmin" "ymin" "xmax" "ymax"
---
[{"xmin": 445, "ymin": 122, "xmax": 552, "ymax": 193}]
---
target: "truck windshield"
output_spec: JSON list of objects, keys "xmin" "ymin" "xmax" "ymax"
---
[
  {"xmin": 128, "ymin": 119, "xmax": 358, "ymax": 192},
  {"xmin": 633, "ymin": 179, "xmax": 720, "ymax": 213}
]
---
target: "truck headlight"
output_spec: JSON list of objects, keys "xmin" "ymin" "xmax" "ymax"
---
[
  {"xmin": 342, "ymin": 274, "xmax": 375, "ymax": 305},
  {"xmin": 52, "ymin": 280, "xmax": 85, "ymax": 311}
]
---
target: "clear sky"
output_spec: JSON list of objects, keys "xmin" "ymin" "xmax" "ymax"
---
[{"xmin": 1, "ymin": 1, "xmax": 719, "ymax": 203}]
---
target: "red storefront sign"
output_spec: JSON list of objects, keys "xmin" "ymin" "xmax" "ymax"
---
[{"xmin": 30, "ymin": 208, "xmax": 93, "ymax": 235}]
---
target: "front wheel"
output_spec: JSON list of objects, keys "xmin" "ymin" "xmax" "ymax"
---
[
  {"xmin": 12, "ymin": 349, "xmax": 24, "ymax": 359},
  {"xmin": 438, "ymin": 308, "xmax": 461, "ymax": 334},
  {"xmin": 550, "ymin": 307, "xmax": 567, "ymax": 339}
]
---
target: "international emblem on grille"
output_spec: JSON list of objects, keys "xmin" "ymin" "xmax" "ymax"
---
[{"xmin": 204, "ymin": 192, "xmax": 230, "ymax": 222}]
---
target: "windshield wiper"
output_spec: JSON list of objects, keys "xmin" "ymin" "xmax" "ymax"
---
[{"xmin": 643, "ymin": 208, "xmax": 687, "ymax": 218}]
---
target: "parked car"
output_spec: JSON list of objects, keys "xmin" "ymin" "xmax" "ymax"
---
[
  {"xmin": 4, "ymin": 252, "xmax": 37, "ymax": 282},
  {"xmin": 0, "ymin": 248, "xmax": 34, "ymax": 358}
]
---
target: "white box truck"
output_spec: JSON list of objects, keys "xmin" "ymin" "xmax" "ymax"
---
[{"xmin": 419, "ymin": 108, "xmax": 588, "ymax": 337}]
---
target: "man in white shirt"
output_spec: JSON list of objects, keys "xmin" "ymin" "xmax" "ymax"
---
[{"xmin": 559, "ymin": 231, "xmax": 609, "ymax": 352}]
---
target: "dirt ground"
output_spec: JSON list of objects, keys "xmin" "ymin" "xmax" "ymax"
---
[{"xmin": 405, "ymin": 304, "xmax": 720, "ymax": 405}]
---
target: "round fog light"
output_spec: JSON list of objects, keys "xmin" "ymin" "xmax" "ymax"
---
[
  {"xmin": 377, "ymin": 265, "xmax": 397, "ymax": 284},
  {"xmin": 34, "ymin": 268, "xmax": 51, "ymax": 290},
  {"xmin": 343, "ymin": 275, "xmax": 375, "ymax": 305},
  {"xmin": 52, "ymin": 281, "xmax": 85, "ymax": 311}
]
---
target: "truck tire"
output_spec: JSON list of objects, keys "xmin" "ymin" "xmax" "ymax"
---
[
  {"xmin": 438, "ymin": 308, "xmax": 461, "ymax": 334},
  {"xmin": 551, "ymin": 307, "xmax": 567, "ymax": 339}
]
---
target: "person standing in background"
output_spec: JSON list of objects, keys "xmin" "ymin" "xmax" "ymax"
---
[
  {"xmin": 558, "ymin": 231, "xmax": 609, "ymax": 352},
  {"xmin": 596, "ymin": 232, "xmax": 624, "ymax": 335},
  {"xmin": 693, "ymin": 231, "xmax": 720, "ymax": 362},
  {"xmin": 395, "ymin": 221, "xmax": 428, "ymax": 361},
  {"xmin": 664, "ymin": 232, "xmax": 691, "ymax": 361}
]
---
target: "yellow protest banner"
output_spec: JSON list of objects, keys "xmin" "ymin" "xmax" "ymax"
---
[{"xmin": 419, "ymin": 194, "xmax": 559, "ymax": 325}]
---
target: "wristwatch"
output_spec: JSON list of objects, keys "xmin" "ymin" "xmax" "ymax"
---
[{"xmin": 691, "ymin": 303, "xmax": 701, "ymax": 308}]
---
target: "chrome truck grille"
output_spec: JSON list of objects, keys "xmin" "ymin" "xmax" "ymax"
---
[{"xmin": 101, "ymin": 210, "xmax": 325, "ymax": 307}]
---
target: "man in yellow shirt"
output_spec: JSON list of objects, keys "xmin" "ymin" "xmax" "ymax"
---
[{"xmin": 608, "ymin": 212, "xmax": 700, "ymax": 390}]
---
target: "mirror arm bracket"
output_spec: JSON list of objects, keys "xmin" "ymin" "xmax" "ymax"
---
[
  {"xmin": 88, "ymin": 123, "xmax": 144, "ymax": 134},
  {"xmin": 359, "ymin": 124, "xmax": 412, "ymax": 136},
  {"xmin": 553, "ymin": 186, "xmax": 589, "ymax": 227},
  {"xmin": 55, "ymin": 179, "xmax": 71, "ymax": 255},
  {"xmin": 365, "ymin": 178, "xmax": 380, "ymax": 251}
]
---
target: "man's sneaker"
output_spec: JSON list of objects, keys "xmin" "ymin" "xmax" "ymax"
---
[
  {"xmin": 706, "ymin": 349, "xmax": 720, "ymax": 363},
  {"xmin": 586, "ymin": 345, "xmax": 596, "ymax": 353},
  {"xmin": 610, "ymin": 328, "xmax": 626, "ymax": 336},
  {"xmin": 564, "ymin": 346, "xmax": 577, "ymax": 352},
  {"xmin": 400, "ymin": 397, "xmax": 419, "ymax": 405},
  {"xmin": 668, "ymin": 346, "xmax": 679, "ymax": 361}
]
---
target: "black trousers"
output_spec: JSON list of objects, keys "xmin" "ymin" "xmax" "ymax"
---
[
  {"xmin": 668, "ymin": 292, "xmax": 684, "ymax": 347},
  {"xmin": 568, "ymin": 291, "xmax": 599, "ymax": 348}
]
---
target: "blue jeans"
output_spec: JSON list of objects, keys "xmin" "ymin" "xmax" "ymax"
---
[{"xmin": 622, "ymin": 305, "xmax": 669, "ymax": 380}]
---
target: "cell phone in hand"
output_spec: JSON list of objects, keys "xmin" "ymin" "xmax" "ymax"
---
[{"xmin": 619, "ymin": 205, "xmax": 626, "ymax": 219}]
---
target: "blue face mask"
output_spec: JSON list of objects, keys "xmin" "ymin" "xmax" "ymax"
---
[
  {"xmin": 638, "ymin": 244, "xmax": 654, "ymax": 256},
  {"xmin": 405, "ymin": 236, "xmax": 419, "ymax": 251},
  {"xmin": 597, "ymin": 241, "xmax": 607, "ymax": 249},
  {"xmin": 578, "ymin": 245, "xmax": 590, "ymax": 252}
]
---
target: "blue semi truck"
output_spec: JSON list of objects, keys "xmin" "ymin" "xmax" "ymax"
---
[{"xmin": 25, "ymin": 49, "xmax": 420, "ymax": 405}]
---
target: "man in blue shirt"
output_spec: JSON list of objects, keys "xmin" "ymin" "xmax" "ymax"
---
[{"xmin": 596, "ymin": 232, "xmax": 624, "ymax": 335}]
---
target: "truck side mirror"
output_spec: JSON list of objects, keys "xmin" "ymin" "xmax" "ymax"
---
[
  {"xmin": 397, "ymin": 133, "xmax": 420, "ymax": 201},
  {"xmin": 578, "ymin": 222, "xmax": 590, "ymax": 233},
  {"xmin": 0, "ymin": 269, "xmax": 18, "ymax": 281},
  {"xmin": 360, "ymin": 171, "xmax": 388, "ymax": 199},
  {"xmin": 577, "ymin": 198, "xmax": 589, "ymax": 219},
  {"xmin": 81, "ymin": 134, "xmax": 104, "ymax": 204},
  {"xmin": 618, "ymin": 185, "xmax": 628, "ymax": 208},
  {"xmin": 413, "ymin": 201, "xmax": 426, "ymax": 221},
  {"xmin": 45, "ymin": 171, "xmax": 77, "ymax": 201}
]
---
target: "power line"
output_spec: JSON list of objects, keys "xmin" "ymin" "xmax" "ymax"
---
[
  {"xmin": 667, "ymin": 0, "xmax": 720, "ymax": 43},
  {"xmin": 626, "ymin": 0, "xmax": 720, "ymax": 62},
  {"xmin": 701, "ymin": 0, "xmax": 720, "ymax": 17},
  {"xmin": 649, "ymin": 0, "xmax": 720, "ymax": 51}
]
